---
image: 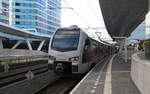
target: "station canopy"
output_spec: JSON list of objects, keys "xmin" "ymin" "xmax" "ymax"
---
[
  {"xmin": 0, "ymin": 23, "xmax": 51, "ymax": 40},
  {"xmin": 99, "ymin": 0, "xmax": 148, "ymax": 39}
]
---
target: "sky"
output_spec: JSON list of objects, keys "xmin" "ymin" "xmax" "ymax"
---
[{"xmin": 61, "ymin": 0, "xmax": 112, "ymax": 41}]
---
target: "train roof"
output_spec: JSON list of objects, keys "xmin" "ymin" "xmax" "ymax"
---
[
  {"xmin": 81, "ymin": 28, "xmax": 113, "ymax": 46},
  {"xmin": 57, "ymin": 26, "xmax": 114, "ymax": 46},
  {"xmin": 57, "ymin": 27, "xmax": 80, "ymax": 31},
  {"xmin": 57, "ymin": 25, "xmax": 80, "ymax": 31}
]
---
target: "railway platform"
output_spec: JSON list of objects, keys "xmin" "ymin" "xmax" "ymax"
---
[
  {"xmin": 0, "ymin": 49, "xmax": 48, "ymax": 60},
  {"xmin": 70, "ymin": 51, "xmax": 140, "ymax": 94},
  {"xmin": 0, "ymin": 49, "xmax": 48, "ymax": 65},
  {"xmin": 0, "ymin": 49, "xmax": 58, "ymax": 94}
]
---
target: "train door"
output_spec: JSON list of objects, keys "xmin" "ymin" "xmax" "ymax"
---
[
  {"xmin": 80, "ymin": 38, "xmax": 92, "ymax": 72},
  {"xmin": 82, "ymin": 39, "xmax": 91, "ymax": 63}
]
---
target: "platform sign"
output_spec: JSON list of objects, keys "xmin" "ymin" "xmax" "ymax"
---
[
  {"xmin": 145, "ymin": 39, "xmax": 150, "ymax": 60},
  {"xmin": 25, "ymin": 70, "xmax": 34, "ymax": 80},
  {"xmin": 4, "ymin": 64, "xmax": 10, "ymax": 72}
]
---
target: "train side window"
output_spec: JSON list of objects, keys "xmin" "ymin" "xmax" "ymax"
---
[
  {"xmin": 85, "ymin": 39, "xmax": 90, "ymax": 45},
  {"xmin": 84, "ymin": 39, "xmax": 90, "ymax": 50}
]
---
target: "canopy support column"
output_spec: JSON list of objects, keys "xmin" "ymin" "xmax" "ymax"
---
[
  {"xmin": 11, "ymin": 40, "xmax": 23, "ymax": 49},
  {"xmin": 37, "ymin": 40, "xmax": 45, "ymax": 51},
  {"xmin": 0, "ymin": 39, "xmax": 3, "ymax": 49},
  {"xmin": 26, "ymin": 40, "xmax": 32, "ymax": 51},
  {"xmin": 124, "ymin": 38, "xmax": 128, "ymax": 62}
]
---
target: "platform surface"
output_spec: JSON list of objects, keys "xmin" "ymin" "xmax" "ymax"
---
[{"xmin": 70, "ymin": 51, "xmax": 141, "ymax": 94}]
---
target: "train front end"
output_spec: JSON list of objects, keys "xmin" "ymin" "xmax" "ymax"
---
[{"xmin": 48, "ymin": 27, "xmax": 82, "ymax": 74}]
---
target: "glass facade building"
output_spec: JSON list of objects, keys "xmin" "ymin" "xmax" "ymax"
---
[
  {"xmin": 9, "ymin": 0, "xmax": 61, "ymax": 34},
  {"xmin": 0, "ymin": 0, "xmax": 9, "ymax": 24}
]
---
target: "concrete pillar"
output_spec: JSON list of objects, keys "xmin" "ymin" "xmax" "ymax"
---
[
  {"xmin": 0, "ymin": 0, "xmax": 2, "ymax": 13},
  {"xmin": 124, "ymin": 38, "xmax": 128, "ymax": 62},
  {"xmin": 0, "ymin": 39, "xmax": 3, "ymax": 49},
  {"xmin": 119, "ymin": 41, "xmax": 124, "ymax": 51}
]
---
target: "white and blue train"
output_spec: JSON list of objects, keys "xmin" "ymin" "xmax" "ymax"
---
[{"xmin": 48, "ymin": 26, "xmax": 115, "ymax": 74}]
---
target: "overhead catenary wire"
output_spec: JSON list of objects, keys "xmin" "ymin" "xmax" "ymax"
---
[
  {"xmin": 62, "ymin": 0, "xmax": 107, "ymax": 30},
  {"xmin": 85, "ymin": 0, "xmax": 103, "ymax": 26},
  {"xmin": 61, "ymin": 0, "xmax": 112, "ymax": 42},
  {"xmin": 62, "ymin": 0, "xmax": 91, "ymax": 28}
]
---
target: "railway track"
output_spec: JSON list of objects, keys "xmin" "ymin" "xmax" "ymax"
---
[
  {"xmin": 0, "ymin": 60, "xmax": 48, "ymax": 88},
  {"xmin": 33, "ymin": 77, "xmax": 83, "ymax": 94},
  {"xmin": 33, "ymin": 56, "xmax": 111, "ymax": 94},
  {"xmin": 0, "ymin": 54, "xmax": 111, "ymax": 94}
]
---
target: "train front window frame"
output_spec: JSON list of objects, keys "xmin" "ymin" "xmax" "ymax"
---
[{"xmin": 51, "ymin": 29, "xmax": 80, "ymax": 52}]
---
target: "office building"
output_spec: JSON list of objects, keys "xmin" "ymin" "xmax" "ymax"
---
[{"xmin": 1, "ymin": 0, "xmax": 61, "ymax": 34}]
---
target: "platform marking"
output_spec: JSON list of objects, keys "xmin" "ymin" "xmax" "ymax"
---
[
  {"xmin": 96, "ymin": 79, "xmax": 99, "ymax": 81},
  {"xmin": 91, "ymin": 90, "xmax": 96, "ymax": 93},
  {"xmin": 70, "ymin": 57, "xmax": 112, "ymax": 94},
  {"xmin": 94, "ymin": 82, "xmax": 98, "ymax": 86},
  {"xmin": 91, "ymin": 57, "xmax": 113, "ymax": 94},
  {"xmin": 93, "ymin": 56, "xmax": 111, "ymax": 87},
  {"xmin": 103, "ymin": 55, "xmax": 116, "ymax": 94}
]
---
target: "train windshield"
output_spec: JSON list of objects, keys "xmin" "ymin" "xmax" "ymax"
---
[{"xmin": 51, "ymin": 30, "xmax": 80, "ymax": 52}]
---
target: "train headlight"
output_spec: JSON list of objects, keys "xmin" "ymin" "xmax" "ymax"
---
[
  {"xmin": 49, "ymin": 55, "xmax": 56, "ymax": 60},
  {"xmin": 69, "ymin": 57, "xmax": 79, "ymax": 62}
]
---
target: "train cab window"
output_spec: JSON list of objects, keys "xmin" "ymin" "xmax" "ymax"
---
[
  {"xmin": 82, "ymin": 39, "xmax": 91, "ymax": 63},
  {"xmin": 51, "ymin": 30, "xmax": 80, "ymax": 52}
]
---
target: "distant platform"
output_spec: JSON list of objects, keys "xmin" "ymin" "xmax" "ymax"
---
[{"xmin": 0, "ymin": 49, "xmax": 48, "ymax": 65}]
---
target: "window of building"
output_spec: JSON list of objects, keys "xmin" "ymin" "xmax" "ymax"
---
[
  {"xmin": 15, "ymin": 15, "xmax": 20, "ymax": 18},
  {"xmin": 15, "ymin": 3, "xmax": 20, "ymax": 6},
  {"xmin": 15, "ymin": 21, "xmax": 20, "ymax": 24},
  {"xmin": 15, "ymin": 9, "xmax": 20, "ymax": 12}
]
